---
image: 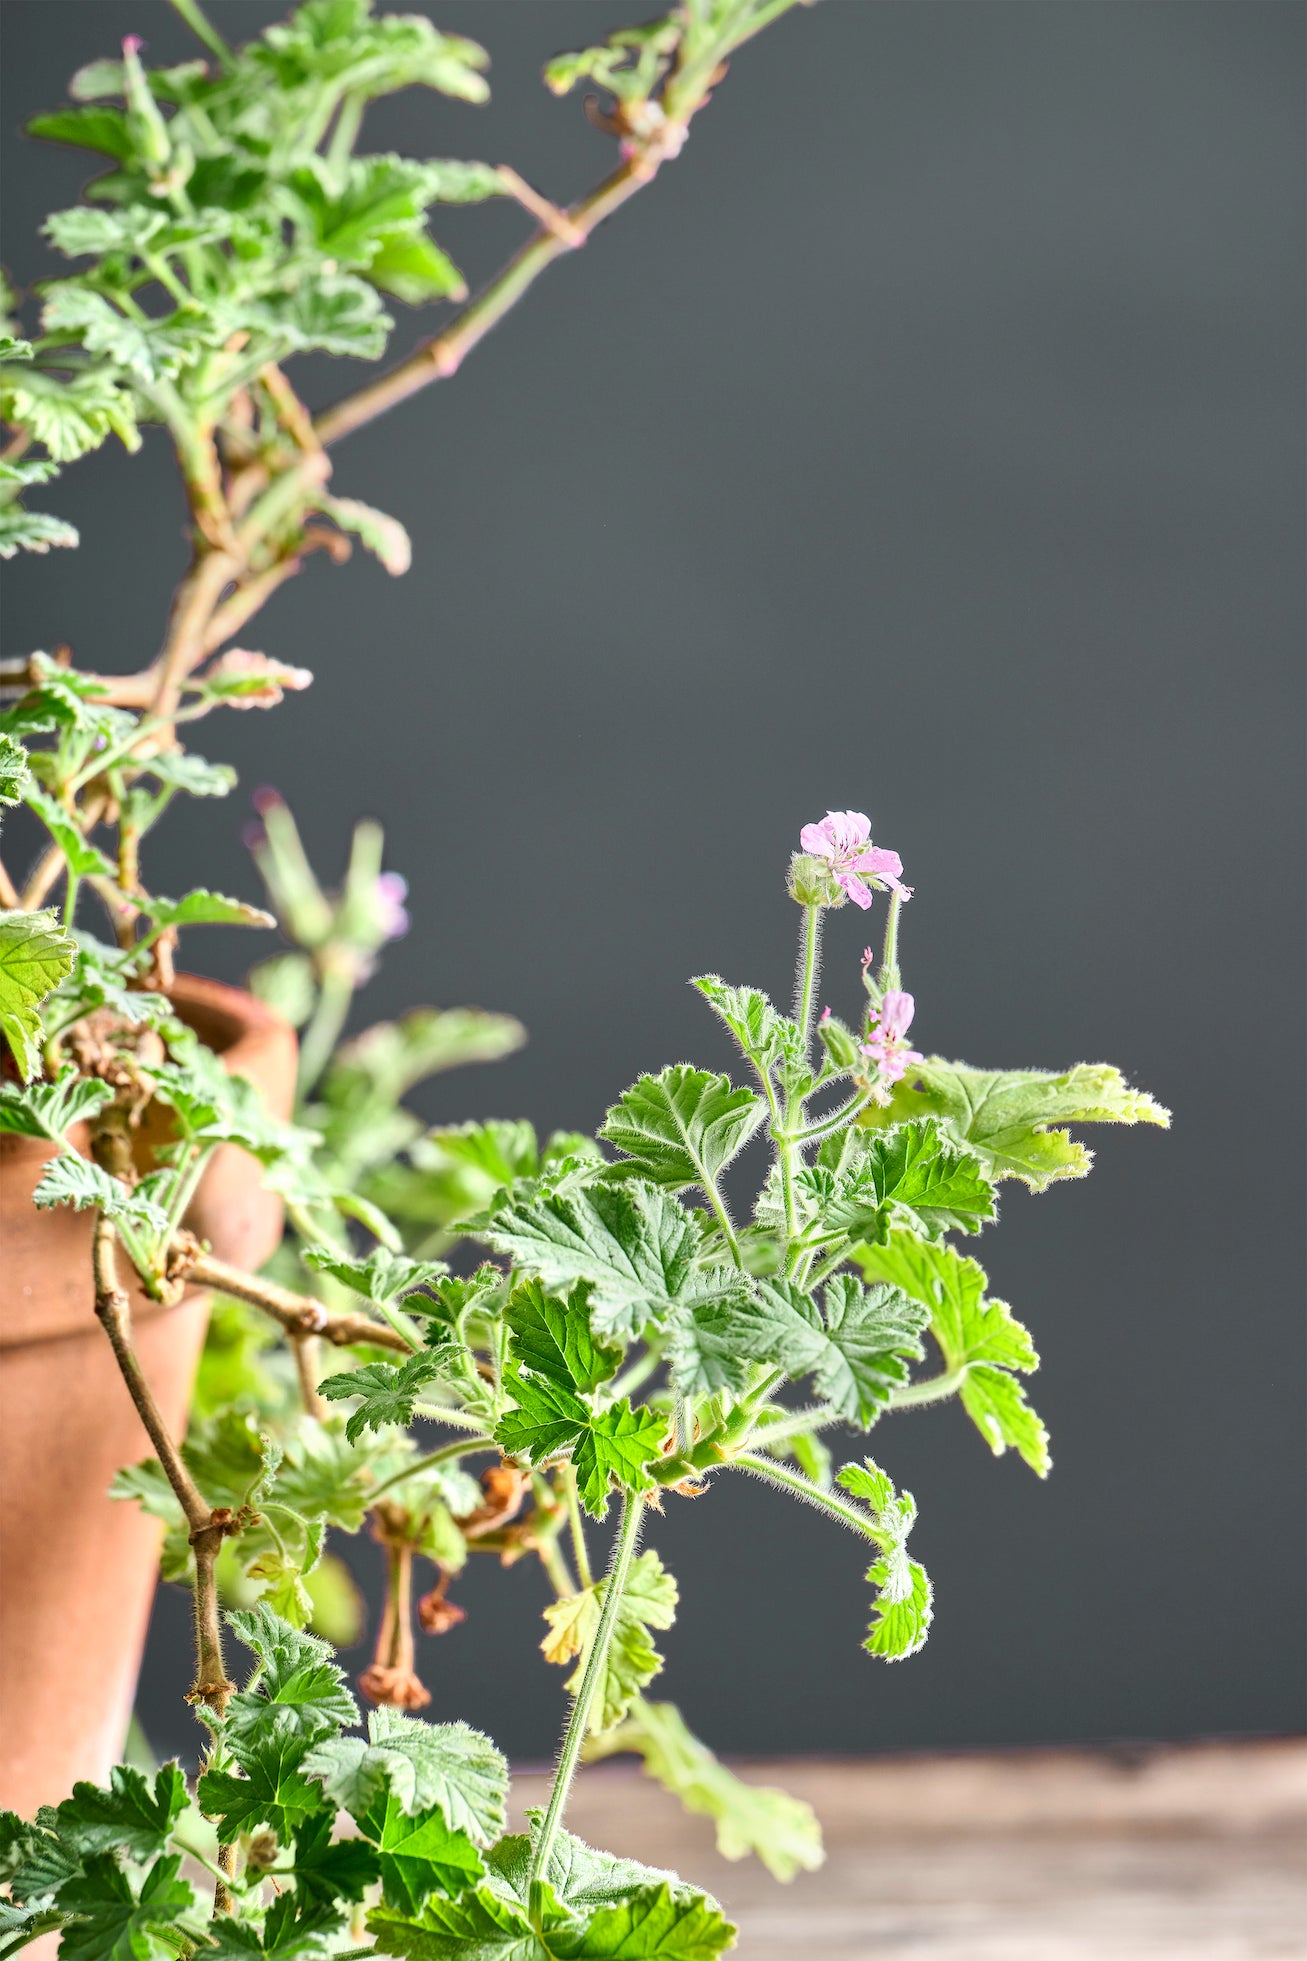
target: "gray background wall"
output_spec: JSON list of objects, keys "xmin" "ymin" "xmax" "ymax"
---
[{"xmin": 3, "ymin": 1, "xmax": 1303, "ymax": 1767}]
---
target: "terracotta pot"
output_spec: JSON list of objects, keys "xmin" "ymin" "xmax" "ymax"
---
[{"xmin": 0, "ymin": 976, "xmax": 296, "ymax": 1815}]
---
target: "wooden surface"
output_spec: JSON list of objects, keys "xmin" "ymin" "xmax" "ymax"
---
[{"xmin": 511, "ymin": 1739, "xmax": 1307, "ymax": 1958}]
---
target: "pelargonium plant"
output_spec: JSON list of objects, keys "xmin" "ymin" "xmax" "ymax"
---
[{"xmin": 0, "ymin": 3, "xmax": 1169, "ymax": 1956}]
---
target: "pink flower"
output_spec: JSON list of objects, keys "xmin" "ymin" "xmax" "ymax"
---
[
  {"xmin": 375, "ymin": 871, "xmax": 410, "ymax": 942},
  {"xmin": 201, "ymin": 649, "xmax": 313, "ymax": 709},
  {"xmin": 860, "ymin": 989, "xmax": 923, "ymax": 1088},
  {"xmin": 798, "ymin": 811, "xmax": 910, "ymax": 912}
]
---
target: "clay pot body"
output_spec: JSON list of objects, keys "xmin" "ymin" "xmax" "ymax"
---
[{"xmin": 0, "ymin": 977, "xmax": 295, "ymax": 1815}]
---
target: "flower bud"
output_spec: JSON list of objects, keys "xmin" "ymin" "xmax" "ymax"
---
[{"xmin": 787, "ymin": 851, "xmax": 842, "ymax": 907}]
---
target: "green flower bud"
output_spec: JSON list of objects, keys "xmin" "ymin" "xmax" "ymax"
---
[{"xmin": 787, "ymin": 851, "xmax": 842, "ymax": 907}]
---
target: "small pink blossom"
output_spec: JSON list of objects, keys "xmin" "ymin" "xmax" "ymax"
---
[
  {"xmin": 201, "ymin": 649, "xmax": 313, "ymax": 709},
  {"xmin": 798, "ymin": 810, "xmax": 910, "ymax": 912},
  {"xmin": 860, "ymin": 989, "xmax": 923, "ymax": 1088},
  {"xmin": 375, "ymin": 871, "xmax": 410, "ymax": 942}
]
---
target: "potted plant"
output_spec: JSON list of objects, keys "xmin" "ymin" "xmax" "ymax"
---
[{"xmin": 0, "ymin": 3, "xmax": 1169, "ymax": 1954}]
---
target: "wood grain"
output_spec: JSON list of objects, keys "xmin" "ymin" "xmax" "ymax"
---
[{"xmin": 511, "ymin": 1738, "xmax": 1307, "ymax": 1958}]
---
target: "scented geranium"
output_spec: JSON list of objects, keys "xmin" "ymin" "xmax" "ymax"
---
[
  {"xmin": 797, "ymin": 809, "xmax": 911, "ymax": 910},
  {"xmin": 0, "ymin": 4, "xmax": 1171, "ymax": 1955}
]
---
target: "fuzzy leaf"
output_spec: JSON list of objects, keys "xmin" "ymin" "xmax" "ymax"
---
[
  {"xmin": 598, "ymin": 1699, "xmax": 823, "ymax": 1882},
  {"xmin": 197, "ymin": 1739, "xmax": 322, "ymax": 1845},
  {"xmin": 53, "ymin": 1764, "xmax": 188, "ymax": 1863},
  {"xmin": 670, "ymin": 1274, "xmax": 925, "ymax": 1426},
  {"xmin": 837, "ymin": 1459, "xmax": 934, "ymax": 1660},
  {"xmin": 21, "ymin": 782, "xmax": 115, "ymax": 879},
  {"xmin": 304, "ymin": 1709, "xmax": 507, "ymax": 1849},
  {"xmin": 142, "ymin": 888, "xmax": 275, "ymax": 931},
  {"xmin": 504, "ymin": 1279, "xmax": 620, "ymax": 1395},
  {"xmin": 0, "ymin": 508, "xmax": 78, "ymax": 557},
  {"xmin": 483, "ymin": 1181, "xmax": 703, "ymax": 1343},
  {"xmin": 359, "ymin": 1793, "xmax": 482, "ymax": 1915},
  {"xmin": 0, "ymin": 908, "xmax": 76, "ymax": 1079},
  {"xmin": 546, "ymin": 1552, "xmax": 678, "ymax": 1733},
  {"xmin": 54, "ymin": 1852, "xmax": 195, "ymax": 1961},
  {"xmin": 318, "ymin": 1351, "xmax": 451, "ymax": 1444},
  {"xmin": 600, "ymin": 1064, "xmax": 765, "ymax": 1193},
  {"xmin": 854, "ymin": 1231, "xmax": 1049, "ymax": 1474},
  {"xmin": 861, "ymin": 1057, "xmax": 1170, "ymax": 1190},
  {"xmin": 692, "ymin": 974, "xmax": 805, "ymax": 1079},
  {"xmin": 0, "ymin": 1067, "xmax": 112, "ymax": 1141},
  {"xmin": 319, "ymin": 493, "xmax": 411, "ymax": 574},
  {"xmin": 32, "ymin": 1151, "xmax": 169, "ymax": 1231},
  {"xmin": 823, "ymin": 1118, "xmax": 996, "ymax": 1238},
  {"xmin": 302, "ymin": 1244, "xmax": 445, "ymax": 1306},
  {"xmin": 496, "ymin": 1375, "xmax": 665, "ymax": 1519},
  {"xmin": 0, "ymin": 734, "xmax": 30, "ymax": 806},
  {"xmin": 0, "ymin": 367, "xmax": 139, "ymax": 461},
  {"xmin": 251, "ymin": 272, "xmax": 391, "ymax": 360},
  {"xmin": 223, "ymin": 1606, "xmax": 359, "ymax": 1758}
]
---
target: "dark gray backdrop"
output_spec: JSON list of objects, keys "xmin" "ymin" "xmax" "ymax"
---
[{"xmin": 4, "ymin": 1, "xmax": 1303, "ymax": 1767}]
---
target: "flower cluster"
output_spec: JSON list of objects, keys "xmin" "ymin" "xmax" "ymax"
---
[
  {"xmin": 861, "ymin": 989, "xmax": 924, "ymax": 1091},
  {"xmin": 797, "ymin": 810, "xmax": 910, "ymax": 911}
]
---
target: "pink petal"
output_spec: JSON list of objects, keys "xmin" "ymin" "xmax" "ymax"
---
[
  {"xmin": 799, "ymin": 820, "xmax": 836, "ymax": 859},
  {"xmin": 837, "ymin": 870, "xmax": 873, "ymax": 910},
  {"xmin": 879, "ymin": 990, "xmax": 916, "ymax": 1039}
]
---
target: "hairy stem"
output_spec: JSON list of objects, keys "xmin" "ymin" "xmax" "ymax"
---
[
  {"xmin": 528, "ymin": 1490, "xmax": 645, "ymax": 1920},
  {"xmin": 878, "ymin": 890, "xmax": 903, "ymax": 993},
  {"xmin": 363, "ymin": 1438, "xmax": 498, "ymax": 1507},
  {"xmin": 560, "ymin": 1464, "xmax": 593, "ymax": 1591},
  {"xmin": 733, "ymin": 1450, "xmax": 875, "ymax": 1540},
  {"xmin": 889, "ymin": 1366, "xmax": 968, "ymax": 1410}
]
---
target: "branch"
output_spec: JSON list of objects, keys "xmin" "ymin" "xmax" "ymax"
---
[
  {"xmin": 314, "ymin": 155, "xmax": 656, "ymax": 449},
  {"xmin": 179, "ymin": 1239, "xmax": 413, "ymax": 1354},
  {"xmin": 92, "ymin": 1215, "xmax": 236, "ymax": 1727}
]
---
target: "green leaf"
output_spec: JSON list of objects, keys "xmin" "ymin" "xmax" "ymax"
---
[
  {"xmin": 318, "ymin": 1351, "xmax": 452, "ymax": 1444},
  {"xmin": 837, "ymin": 1459, "xmax": 934, "ymax": 1660},
  {"xmin": 504, "ymin": 1279, "xmax": 620, "ymax": 1396},
  {"xmin": 0, "ymin": 908, "xmax": 76, "ymax": 1079},
  {"xmin": 543, "ymin": 21, "xmax": 681, "ymax": 103},
  {"xmin": 368, "ymin": 1829, "xmax": 735, "ymax": 1958},
  {"xmin": 0, "ymin": 508, "xmax": 78, "ymax": 557},
  {"xmin": 360, "ymin": 1792, "xmax": 483, "ymax": 1914},
  {"xmin": 21, "ymin": 782, "xmax": 115, "ymax": 879},
  {"xmin": 251, "ymin": 272, "xmax": 391, "ymax": 360},
  {"xmin": 142, "ymin": 888, "xmax": 275, "ymax": 931},
  {"xmin": 822, "ymin": 1118, "xmax": 996, "ymax": 1238},
  {"xmin": 496, "ymin": 1374, "xmax": 666, "ymax": 1519},
  {"xmin": 543, "ymin": 1552, "xmax": 678, "ymax": 1733},
  {"xmin": 199, "ymin": 1886, "xmax": 341, "ymax": 1956},
  {"xmin": 0, "ymin": 1067, "xmax": 112, "ymax": 1141},
  {"xmin": 53, "ymin": 1763, "xmax": 188, "ymax": 1863},
  {"xmin": 0, "ymin": 366, "xmax": 139, "ymax": 461},
  {"xmin": 365, "ymin": 231, "xmax": 466, "ymax": 305},
  {"xmin": 483, "ymin": 1181, "xmax": 703, "ymax": 1343},
  {"xmin": 854, "ymin": 1231, "xmax": 1049, "ymax": 1474},
  {"xmin": 304, "ymin": 1708, "xmax": 507, "ymax": 1849},
  {"xmin": 197, "ymin": 1738, "xmax": 323, "ymax": 1845},
  {"xmin": 596, "ymin": 1699, "xmax": 823, "ymax": 1882},
  {"xmin": 670, "ymin": 1275, "xmax": 926, "ymax": 1426},
  {"xmin": 223, "ymin": 1605, "xmax": 359, "ymax": 1758},
  {"xmin": 861, "ymin": 1057, "xmax": 1170, "ymax": 1190},
  {"xmin": 329, "ymin": 1008, "xmax": 527, "ymax": 1102},
  {"xmin": 692, "ymin": 974, "xmax": 805, "ymax": 1080},
  {"xmin": 288, "ymin": 1809, "xmax": 379, "ymax": 1909},
  {"xmin": 41, "ymin": 286, "xmax": 195, "ymax": 387},
  {"xmin": 55, "ymin": 1852, "xmax": 195, "ymax": 1961},
  {"xmin": 0, "ymin": 733, "xmax": 31, "ymax": 806},
  {"xmin": 32, "ymin": 1151, "xmax": 169, "ymax": 1232},
  {"xmin": 302, "ymin": 1244, "xmax": 445, "ymax": 1307},
  {"xmin": 137, "ymin": 750, "xmax": 237, "ymax": 799},
  {"xmin": 27, "ymin": 106, "xmax": 133, "ymax": 159},
  {"xmin": 600, "ymin": 1064, "xmax": 765, "ymax": 1194}
]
